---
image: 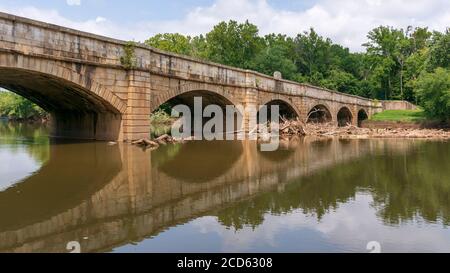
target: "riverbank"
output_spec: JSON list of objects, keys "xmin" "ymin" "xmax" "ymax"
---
[
  {"xmin": 306, "ymin": 123, "xmax": 450, "ymax": 139},
  {"xmin": 132, "ymin": 121, "xmax": 449, "ymax": 150},
  {"xmin": 0, "ymin": 116, "xmax": 50, "ymax": 124}
]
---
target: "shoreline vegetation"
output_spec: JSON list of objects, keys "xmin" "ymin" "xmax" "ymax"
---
[{"xmin": 0, "ymin": 91, "xmax": 49, "ymax": 123}]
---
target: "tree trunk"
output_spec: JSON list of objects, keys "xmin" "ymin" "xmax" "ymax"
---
[
  {"xmin": 400, "ymin": 68, "xmax": 403, "ymax": 99},
  {"xmin": 387, "ymin": 75, "xmax": 391, "ymax": 100}
]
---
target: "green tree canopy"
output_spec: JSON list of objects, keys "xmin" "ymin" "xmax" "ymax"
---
[
  {"xmin": 142, "ymin": 22, "xmax": 448, "ymax": 120},
  {"xmin": 145, "ymin": 33, "xmax": 193, "ymax": 55},
  {"xmin": 415, "ymin": 67, "xmax": 450, "ymax": 121}
]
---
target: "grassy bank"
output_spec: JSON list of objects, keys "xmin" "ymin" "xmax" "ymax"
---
[{"xmin": 371, "ymin": 109, "xmax": 426, "ymax": 122}]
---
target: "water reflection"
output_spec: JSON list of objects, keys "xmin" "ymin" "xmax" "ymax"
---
[
  {"xmin": 0, "ymin": 123, "xmax": 449, "ymax": 253},
  {"xmin": 0, "ymin": 122, "xmax": 49, "ymax": 189},
  {"xmin": 155, "ymin": 141, "xmax": 243, "ymax": 183}
]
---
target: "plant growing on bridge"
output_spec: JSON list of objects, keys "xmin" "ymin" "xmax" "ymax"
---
[{"xmin": 120, "ymin": 41, "xmax": 137, "ymax": 70}]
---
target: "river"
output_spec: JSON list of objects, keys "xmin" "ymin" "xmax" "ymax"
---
[{"xmin": 0, "ymin": 121, "xmax": 449, "ymax": 253}]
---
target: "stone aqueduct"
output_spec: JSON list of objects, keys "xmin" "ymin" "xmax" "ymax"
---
[{"xmin": 0, "ymin": 12, "xmax": 383, "ymax": 141}]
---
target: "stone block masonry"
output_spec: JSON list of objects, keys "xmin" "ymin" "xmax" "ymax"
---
[{"xmin": 0, "ymin": 12, "xmax": 389, "ymax": 141}]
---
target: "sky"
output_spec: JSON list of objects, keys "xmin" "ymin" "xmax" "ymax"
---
[{"xmin": 0, "ymin": 0, "xmax": 448, "ymax": 52}]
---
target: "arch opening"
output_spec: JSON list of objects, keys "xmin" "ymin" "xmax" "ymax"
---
[
  {"xmin": 358, "ymin": 109, "xmax": 369, "ymax": 127},
  {"xmin": 258, "ymin": 99, "xmax": 299, "ymax": 123},
  {"xmin": 0, "ymin": 68, "xmax": 122, "ymax": 140},
  {"xmin": 307, "ymin": 105, "xmax": 332, "ymax": 124},
  {"xmin": 337, "ymin": 107, "xmax": 353, "ymax": 127},
  {"xmin": 152, "ymin": 90, "xmax": 242, "ymax": 136}
]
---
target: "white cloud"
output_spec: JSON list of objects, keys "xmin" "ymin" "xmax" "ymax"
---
[
  {"xmin": 66, "ymin": 0, "xmax": 81, "ymax": 6},
  {"xmin": 0, "ymin": 6, "xmax": 130, "ymax": 39},
  {"xmin": 154, "ymin": 0, "xmax": 449, "ymax": 51},
  {"xmin": 189, "ymin": 194, "xmax": 450, "ymax": 252},
  {"xmin": 95, "ymin": 16, "xmax": 106, "ymax": 23},
  {"xmin": 0, "ymin": 0, "xmax": 449, "ymax": 52}
]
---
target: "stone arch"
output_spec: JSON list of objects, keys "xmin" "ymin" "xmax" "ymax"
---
[
  {"xmin": 307, "ymin": 104, "xmax": 332, "ymax": 123},
  {"xmin": 0, "ymin": 54, "xmax": 126, "ymax": 114},
  {"xmin": 358, "ymin": 109, "xmax": 369, "ymax": 127},
  {"xmin": 0, "ymin": 53, "xmax": 126, "ymax": 140},
  {"xmin": 151, "ymin": 82, "xmax": 241, "ymax": 113},
  {"xmin": 259, "ymin": 97, "xmax": 301, "ymax": 120},
  {"xmin": 151, "ymin": 82, "xmax": 244, "ymax": 135},
  {"xmin": 337, "ymin": 107, "xmax": 353, "ymax": 127}
]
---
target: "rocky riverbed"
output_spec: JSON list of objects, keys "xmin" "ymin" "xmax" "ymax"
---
[
  {"xmin": 282, "ymin": 121, "xmax": 450, "ymax": 140},
  {"xmin": 131, "ymin": 120, "xmax": 449, "ymax": 149}
]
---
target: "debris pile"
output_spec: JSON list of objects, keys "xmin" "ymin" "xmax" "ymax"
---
[
  {"xmin": 132, "ymin": 121, "xmax": 449, "ymax": 149},
  {"xmin": 131, "ymin": 134, "xmax": 177, "ymax": 148},
  {"xmin": 278, "ymin": 121, "xmax": 450, "ymax": 139},
  {"xmin": 279, "ymin": 119, "xmax": 308, "ymax": 136}
]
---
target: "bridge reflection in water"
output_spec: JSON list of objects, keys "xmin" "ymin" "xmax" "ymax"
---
[{"xmin": 0, "ymin": 136, "xmax": 448, "ymax": 253}]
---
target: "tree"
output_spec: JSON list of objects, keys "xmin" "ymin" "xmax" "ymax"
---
[
  {"xmin": 321, "ymin": 69, "xmax": 359, "ymax": 95},
  {"xmin": 415, "ymin": 68, "xmax": 450, "ymax": 121},
  {"xmin": 0, "ymin": 91, "xmax": 46, "ymax": 119},
  {"xmin": 427, "ymin": 29, "xmax": 450, "ymax": 70},
  {"xmin": 190, "ymin": 35, "xmax": 208, "ymax": 59},
  {"xmin": 404, "ymin": 48, "xmax": 428, "ymax": 102},
  {"xmin": 204, "ymin": 20, "xmax": 264, "ymax": 68},
  {"xmin": 364, "ymin": 26, "xmax": 408, "ymax": 100},
  {"xmin": 145, "ymin": 33, "xmax": 192, "ymax": 55},
  {"xmin": 139, "ymin": 22, "xmax": 447, "ymax": 110},
  {"xmin": 250, "ymin": 35, "xmax": 297, "ymax": 80},
  {"xmin": 409, "ymin": 27, "xmax": 431, "ymax": 52},
  {"xmin": 294, "ymin": 28, "xmax": 332, "ymax": 78}
]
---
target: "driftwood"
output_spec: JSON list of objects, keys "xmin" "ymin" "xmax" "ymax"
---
[
  {"xmin": 155, "ymin": 134, "xmax": 174, "ymax": 145},
  {"xmin": 132, "ymin": 120, "xmax": 450, "ymax": 150},
  {"xmin": 132, "ymin": 138, "xmax": 159, "ymax": 148},
  {"xmin": 278, "ymin": 118, "xmax": 308, "ymax": 136}
]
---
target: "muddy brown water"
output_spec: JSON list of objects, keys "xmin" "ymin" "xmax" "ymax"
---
[{"xmin": 0, "ymin": 121, "xmax": 449, "ymax": 253}]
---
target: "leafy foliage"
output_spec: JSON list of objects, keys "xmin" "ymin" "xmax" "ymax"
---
[
  {"xmin": 415, "ymin": 68, "xmax": 450, "ymax": 121},
  {"xmin": 0, "ymin": 91, "xmax": 47, "ymax": 119},
  {"xmin": 120, "ymin": 41, "xmax": 137, "ymax": 69},
  {"xmin": 145, "ymin": 21, "xmax": 449, "ymax": 120},
  {"xmin": 145, "ymin": 33, "xmax": 192, "ymax": 55}
]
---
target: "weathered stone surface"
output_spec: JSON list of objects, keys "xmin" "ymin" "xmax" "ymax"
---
[{"xmin": 0, "ymin": 12, "xmax": 407, "ymax": 141}]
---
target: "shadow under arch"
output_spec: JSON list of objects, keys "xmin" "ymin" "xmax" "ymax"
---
[
  {"xmin": 152, "ymin": 89, "xmax": 244, "ymax": 134},
  {"xmin": 0, "ymin": 141, "xmax": 123, "ymax": 232},
  {"xmin": 307, "ymin": 104, "xmax": 332, "ymax": 123},
  {"xmin": 358, "ymin": 109, "xmax": 369, "ymax": 127},
  {"xmin": 0, "ymin": 64, "xmax": 125, "ymax": 140},
  {"xmin": 337, "ymin": 107, "xmax": 353, "ymax": 127},
  {"xmin": 157, "ymin": 89, "xmax": 236, "ymax": 111},
  {"xmin": 258, "ymin": 99, "xmax": 300, "ymax": 122},
  {"xmin": 154, "ymin": 140, "xmax": 243, "ymax": 183}
]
